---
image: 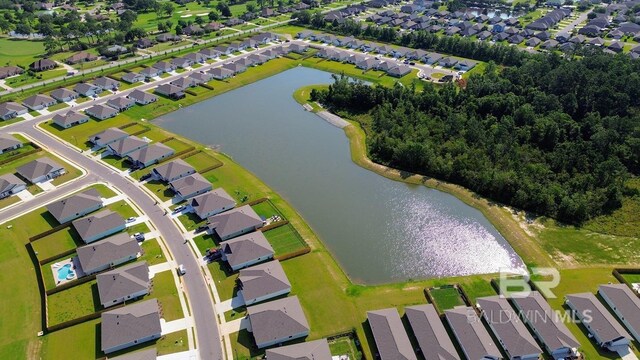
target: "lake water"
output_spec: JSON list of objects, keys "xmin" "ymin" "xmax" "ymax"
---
[{"xmin": 155, "ymin": 67, "xmax": 525, "ymax": 284}]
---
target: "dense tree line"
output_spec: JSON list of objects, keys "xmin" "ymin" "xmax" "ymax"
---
[
  {"xmin": 293, "ymin": 15, "xmax": 527, "ymax": 66},
  {"xmin": 311, "ymin": 53, "xmax": 640, "ymax": 223}
]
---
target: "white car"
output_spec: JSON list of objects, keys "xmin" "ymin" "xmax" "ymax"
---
[
  {"xmin": 177, "ymin": 264, "xmax": 186, "ymax": 276},
  {"xmin": 126, "ymin": 217, "xmax": 137, "ymax": 223}
]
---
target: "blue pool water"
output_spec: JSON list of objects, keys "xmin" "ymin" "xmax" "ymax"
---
[{"xmin": 56, "ymin": 264, "xmax": 73, "ymax": 280}]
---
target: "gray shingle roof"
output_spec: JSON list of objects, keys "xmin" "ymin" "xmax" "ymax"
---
[
  {"xmin": 405, "ymin": 304, "xmax": 460, "ymax": 360},
  {"xmin": 0, "ymin": 102, "xmax": 26, "ymax": 117},
  {"xmin": 247, "ymin": 296, "xmax": 310, "ymax": 347},
  {"xmin": 222, "ymin": 232, "xmax": 274, "ymax": 269},
  {"xmin": 477, "ymin": 296, "xmax": 541, "ymax": 358},
  {"xmin": 46, "ymin": 188, "xmax": 102, "ymax": 223},
  {"xmin": 89, "ymin": 127, "xmax": 129, "ymax": 146},
  {"xmin": 93, "ymin": 77, "xmax": 120, "ymax": 89},
  {"xmin": 153, "ymin": 159, "xmax": 194, "ymax": 181},
  {"xmin": 77, "ymin": 232, "xmax": 140, "ymax": 272},
  {"xmin": 72, "ymin": 209, "xmax": 125, "ymax": 242},
  {"xmin": 97, "ymin": 261, "xmax": 149, "ymax": 305},
  {"xmin": 511, "ymin": 291, "xmax": 580, "ymax": 353},
  {"xmin": 87, "ymin": 104, "xmax": 119, "ymax": 119},
  {"xmin": 0, "ymin": 173, "xmax": 26, "ymax": 194},
  {"xmin": 190, "ymin": 188, "xmax": 236, "ymax": 218},
  {"xmin": 16, "ymin": 157, "xmax": 64, "ymax": 182},
  {"xmin": 0, "ymin": 134, "xmax": 21, "ymax": 150},
  {"xmin": 566, "ymin": 292, "xmax": 631, "ymax": 345},
  {"xmin": 599, "ymin": 284, "xmax": 640, "ymax": 341},
  {"xmin": 52, "ymin": 111, "xmax": 89, "ymax": 127},
  {"xmin": 108, "ymin": 348, "xmax": 157, "ymax": 360},
  {"xmin": 207, "ymin": 205, "xmax": 263, "ymax": 239},
  {"xmin": 128, "ymin": 89, "xmax": 158, "ymax": 103},
  {"xmin": 239, "ymin": 260, "xmax": 290, "ymax": 303},
  {"xmin": 107, "ymin": 96, "xmax": 135, "ymax": 110},
  {"xmin": 445, "ymin": 306, "xmax": 501, "ymax": 360},
  {"xmin": 367, "ymin": 308, "xmax": 417, "ymax": 360},
  {"xmin": 101, "ymin": 299, "xmax": 161, "ymax": 353},
  {"xmin": 169, "ymin": 173, "xmax": 211, "ymax": 198},
  {"xmin": 74, "ymin": 82, "xmax": 101, "ymax": 94},
  {"xmin": 50, "ymin": 88, "xmax": 78, "ymax": 100},
  {"xmin": 126, "ymin": 142, "xmax": 174, "ymax": 165},
  {"xmin": 109, "ymin": 136, "xmax": 148, "ymax": 155},
  {"xmin": 23, "ymin": 94, "xmax": 55, "ymax": 108},
  {"xmin": 265, "ymin": 339, "xmax": 332, "ymax": 360}
]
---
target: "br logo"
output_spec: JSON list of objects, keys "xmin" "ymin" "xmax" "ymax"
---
[{"xmin": 499, "ymin": 268, "xmax": 560, "ymax": 299}]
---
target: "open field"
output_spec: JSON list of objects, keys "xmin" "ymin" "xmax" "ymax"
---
[
  {"xmin": 0, "ymin": 38, "xmax": 45, "ymax": 67},
  {"xmin": 263, "ymin": 224, "xmax": 307, "ymax": 257}
]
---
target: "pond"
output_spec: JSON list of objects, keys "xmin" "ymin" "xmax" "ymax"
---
[{"xmin": 155, "ymin": 66, "xmax": 525, "ymax": 284}]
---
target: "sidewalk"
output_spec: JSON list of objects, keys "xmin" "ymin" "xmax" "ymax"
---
[{"xmin": 161, "ymin": 317, "xmax": 193, "ymax": 335}]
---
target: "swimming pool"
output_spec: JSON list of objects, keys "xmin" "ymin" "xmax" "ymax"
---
[{"xmin": 56, "ymin": 263, "xmax": 75, "ymax": 281}]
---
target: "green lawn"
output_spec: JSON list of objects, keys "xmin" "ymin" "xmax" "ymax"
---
[
  {"xmin": 182, "ymin": 151, "xmax": 222, "ymax": 172},
  {"xmin": 106, "ymin": 200, "xmax": 138, "ymax": 219},
  {"xmin": 251, "ymin": 200, "xmax": 283, "ymax": 220},
  {"xmin": 208, "ymin": 261, "xmax": 238, "ymax": 301},
  {"xmin": 329, "ymin": 337, "xmax": 362, "ymax": 360},
  {"xmin": 428, "ymin": 286, "xmax": 465, "ymax": 313},
  {"xmin": 0, "ymin": 195, "xmax": 20, "ymax": 209},
  {"xmin": 622, "ymin": 274, "xmax": 640, "ymax": 284},
  {"xmin": 31, "ymin": 228, "xmax": 80, "ymax": 262},
  {"xmin": 140, "ymin": 238, "xmax": 166, "ymax": 266},
  {"xmin": 151, "ymin": 270, "xmax": 183, "ymax": 321},
  {"xmin": 47, "ymin": 281, "xmax": 99, "ymax": 325},
  {"xmin": 0, "ymin": 38, "xmax": 45, "ymax": 67},
  {"xmin": 0, "ymin": 152, "xmax": 79, "ymax": 190},
  {"xmin": 0, "ymin": 141, "xmax": 38, "ymax": 163},
  {"xmin": 224, "ymin": 307, "xmax": 246, "ymax": 322},
  {"xmin": 193, "ymin": 234, "xmax": 214, "ymax": 255},
  {"xmin": 262, "ymin": 224, "xmax": 307, "ymax": 257},
  {"xmin": 145, "ymin": 179, "xmax": 174, "ymax": 201},
  {"xmin": 5, "ymin": 69, "xmax": 68, "ymax": 88},
  {"xmin": 47, "ymin": 102, "xmax": 69, "ymax": 111}
]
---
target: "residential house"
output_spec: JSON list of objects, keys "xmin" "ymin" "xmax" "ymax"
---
[
  {"xmin": 77, "ymin": 232, "xmax": 140, "ymax": 274},
  {"xmin": 189, "ymin": 72, "xmax": 213, "ymax": 84},
  {"xmin": 96, "ymin": 261, "xmax": 150, "ymax": 308},
  {"xmin": 405, "ymin": 304, "xmax": 460, "ymax": 360},
  {"xmin": 89, "ymin": 127, "xmax": 129, "ymax": 148},
  {"xmin": 106, "ymin": 45, "xmax": 128, "ymax": 54},
  {"xmin": 199, "ymin": 48, "xmax": 221, "ymax": 59},
  {"xmin": 184, "ymin": 52, "xmax": 207, "ymax": 64},
  {"xmin": 387, "ymin": 65, "xmax": 411, "ymax": 77},
  {"xmin": 86, "ymin": 104, "xmax": 119, "ymax": 120},
  {"xmin": 252, "ymin": 32, "xmax": 279, "ymax": 44},
  {"xmin": 108, "ymin": 349, "xmax": 157, "ymax": 360},
  {"xmin": 288, "ymin": 43, "xmax": 308, "ymax": 54},
  {"xmin": 0, "ymin": 174, "xmax": 26, "ymax": 199},
  {"xmin": 121, "ymin": 72, "xmax": 145, "ymax": 84},
  {"xmin": 128, "ymin": 90, "xmax": 158, "ymax": 105},
  {"xmin": 136, "ymin": 38, "xmax": 154, "ymax": 49},
  {"xmin": 0, "ymin": 134, "xmax": 22, "ymax": 154},
  {"xmin": 169, "ymin": 173, "xmax": 212, "ymax": 200},
  {"xmin": 209, "ymin": 67, "xmax": 235, "ymax": 80},
  {"xmin": 241, "ymin": 39, "xmax": 258, "ymax": 50},
  {"xmin": 477, "ymin": 296, "xmax": 542, "ymax": 360},
  {"xmin": 73, "ymin": 209, "xmax": 126, "ymax": 243},
  {"xmin": 247, "ymin": 296, "xmax": 310, "ymax": 349},
  {"xmin": 47, "ymin": 188, "xmax": 103, "ymax": 224},
  {"xmin": 238, "ymin": 260, "xmax": 291, "ymax": 305},
  {"xmin": 222, "ymin": 62, "xmax": 247, "ymax": 74},
  {"xmin": 65, "ymin": 51, "xmax": 98, "ymax": 65},
  {"xmin": 93, "ymin": 77, "xmax": 120, "ymax": 91},
  {"xmin": 438, "ymin": 57, "xmax": 458, "ymax": 68},
  {"xmin": 107, "ymin": 97, "xmax": 135, "ymax": 112},
  {"xmin": 423, "ymin": 52, "xmax": 443, "ymax": 64},
  {"xmin": 140, "ymin": 66, "xmax": 160, "ymax": 79},
  {"xmin": 264, "ymin": 339, "xmax": 331, "ymax": 360},
  {"xmin": 526, "ymin": 37, "xmax": 541, "ymax": 47},
  {"xmin": 16, "ymin": 157, "xmax": 65, "ymax": 183},
  {"xmin": 108, "ymin": 136, "xmax": 148, "ymax": 158},
  {"xmin": 183, "ymin": 24, "xmax": 204, "ymax": 36},
  {"xmin": 213, "ymin": 45, "xmax": 232, "ymax": 55},
  {"xmin": 50, "ymin": 88, "xmax": 79, "ymax": 102},
  {"xmin": 454, "ymin": 60, "xmax": 477, "ymax": 71},
  {"xmin": 206, "ymin": 205, "xmax": 264, "ymax": 241},
  {"xmin": 190, "ymin": 188, "xmax": 236, "ymax": 219},
  {"xmin": 248, "ymin": 54, "xmax": 268, "ymax": 65},
  {"xmin": 599, "ymin": 284, "xmax": 640, "ymax": 343},
  {"xmin": 170, "ymin": 76, "xmax": 196, "ymax": 89},
  {"xmin": 221, "ymin": 231, "xmax": 274, "ymax": 271},
  {"xmin": 171, "ymin": 57, "xmax": 193, "ymax": 69},
  {"xmin": 155, "ymin": 84, "xmax": 185, "ymax": 100},
  {"xmin": 0, "ymin": 66, "xmax": 24, "ymax": 80},
  {"xmin": 565, "ymin": 293, "xmax": 631, "ymax": 351},
  {"xmin": 511, "ymin": 291, "xmax": 580, "ymax": 359},
  {"xmin": 367, "ymin": 308, "xmax": 417, "ymax": 360},
  {"xmin": 22, "ymin": 94, "xmax": 56, "ymax": 110},
  {"xmin": 204, "ymin": 22, "xmax": 222, "ymax": 33},
  {"xmin": 152, "ymin": 61, "xmax": 176, "ymax": 73},
  {"xmin": 156, "ymin": 33, "xmax": 180, "ymax": 42},
  {"xmin": 152, "ymin": 159, "xmax": 195, "ymax": 183},
  {"xmin": 356, "ymin": 58, "xmax": 379, "ymax": 70},
  {"xmin": 52, "ymin": 111, "xmax": 89, "ymax": 129},
  {"xmin": 126, "ymin": 142, "xmax": 174, "ymax": 169},
  {"xmin": 29, "ymin": 58, "xmax": 56, "ymax": 72},
  {"xmin": 74, "ymin": 82, "xmax": 103, "ymax": 97},
  {"xmin": 0, "ymin": 102, "xmax": 28, "ymax": 120},
  {"xmin": 445, "ymin": 306, "xmax": 502, "ymax": 360},
  {"xmin": 101, "ymin": 299, "xmax": 161, "ymax": 354}
]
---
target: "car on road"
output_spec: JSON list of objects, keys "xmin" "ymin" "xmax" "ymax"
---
[
  {"xmin": 409, "ymin": 62, "xmax": 415, "ymax": 65},
  {"xmin": 126, "ymin": 216, "xmax": 137, "ymax": 223},
  {"xmin": 177, "ymin": 264, "xmax": 186, "ymax": 275},
  {"xmin": 133, "ymin": 232, "xmax": 145, "ymax": 241}
]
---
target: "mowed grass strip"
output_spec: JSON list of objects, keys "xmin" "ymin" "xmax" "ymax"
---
[
  {"xmin": 428, "ymin": 286, "xmax": 464, "ymax": 312},
  {"xmin": 263, "ymin": 224, "xmax": 307, "ymax": 257},
  {"xmin": 140, "ymin": 238, "xmax": 166, "ymax": 266},
  {"xmin": 183, "ymin": 151, "xmax": 222, "ymax": 172},
  {"xmin": 47, "ymin": 281, "xmax": 99, "ymax": 325}
]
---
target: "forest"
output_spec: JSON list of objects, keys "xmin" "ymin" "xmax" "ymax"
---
[{"xmin": 311, "ymin": 51, "xmax": 640, "ymax": 223}]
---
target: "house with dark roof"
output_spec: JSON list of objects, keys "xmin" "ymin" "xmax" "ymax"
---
[
  {"xmin": 207, "ymin": 205, "xmax": 264, "ymax": 240},
  {"xmin": 140, "ymin": 66, "xmax": 160, "ymax": 79},
  {"xmin": 0, "ymin": 174, "xmax": 26, "ymax": 199},
  {"xmin": 97, "ymin": 261, "xmax": 150, "ymax": 307},
  {"xmin": 189, "ymin": 72, "xmax": 213, "ymax": 84},
  {"xmin": 565, "ymin": 292, "xmax": 631, "ymax": 351},
  {"xmin": 89, "ymin": 127, "xmax": 129, "ymax": 148},
  {"xmin": 511, "ymin": 291, "xmax": 580, "ymax": 359},
  {"xmin": 183, "ymin": 24, "xmax": 204, "ymax": 36},
  {"xmin": 199, "ymin": 48, "xmax": 221, "ymax": 59},
  {"xmin": 47, "ymin": 188, "xmax": 103, "ymax": 224},
  {"xmin": 209, "ymin": 67, "xmax": 235, "ymax": 80},
  {"xmin": 126, "ymin": 142, "xmax": 174, "ymax": 169},
  {"xmin": 405, "ymin": 304, "xmax": 460, "ymax": 360},
  {"xmin": 0, "ymin": 102, "xmax": 28, "ymax": 120},
  {"xmin": 77, "ymin": 232, "xmax": 140, "ymax": 274},
  {"xmin": 0, "ymin": 66, "xmax": 24, "ymax": 80},
  {"xmin": 29, "ymin": 58, "xmax": 56, "ymax": 72},
  {"xmin": 127, "ymin": 90, "xmax": 158, "ymax": 105},
  {"xmin": 152, "ymin": 159, "xmax": 195, "ymax": 183},
  {"xmin": 477, "ymin": 296, "xmax": 541, "ymax": 360},
  {"xmin": 86, "ymin": 104, "xmax": 119, "ymax": 120},
  {"xmin": 65, "ymin": 51, "xmax": 98, "ymax": 65},
  {"xmin": 0, "ymin": 134, "xmax": 22, "ymax": 154},
  {"xmin": 108, "ymin": 136, "xmax": 148, "ymax": 157},
  {"xmin": 16, "ymin": 157, "xmax": 65, "ymax": 183},
  {"xmin": 223, "ymin": 62, "xmax": 247, "ymax": 74},
  {"xmin": 367, "ymin": 308, "xmax": 417, "ymax": 360},
  {"xmin": 184, "ymin": 52, "xmax": 207, "ymax": 64},
  {"xmin": 265, "ymin": 339, "xmax": 331, "ymax": 360},
  {"xmin": 50, "ymin": 88, "xmax": 79, "ymax": 102},
  {"xmin": 190, "ymin": 188, "xmax": 236, "ymax": 219},
  {"xmin": 221, "ymin": 232, "xmax": 274, "ymax": 271},
  {"xmin": 387, "ymin": 65, "xmax": 412, "ymax": 77},
  {"xmin": 152, "ymin": 61, "xmax": 176, "ymax": 73},
  {"xmin": 156, "ymin": 33, "xmax": 180, "ymax": 42},
  {"xmin": 101, "ymin": 299, "xmax": 161, "ymax": 353},
  {"xmin": 108, "ymin": 348, "xmax": 157, "ymax": 360},
  {"xmin": 238, "ymin": 260, "xmax": 290, "ymax": 305},
  {"xmin": 247, "ymin": 296, "xmax": 310, "ymax": 349},
  {"xmin": 170, "ymin": 76, "xmax": 196, "ymax": 89},
  {"xmin": 74, "ymin": 82, "xmax": 103, "ymax": 97},
  {"xmin": 93, "ymin": 77, "xmax": 120, "ymax": 91},
  {"xmin": 171, "ymin": 57, "xmax": 193, "ymax": 69},
  {"xmin": 155, "ymin": 84, "xmax": 185, "ymax": 100},
  {"xmin": 599, "ymin": 284, "xmax": 640, "ymax": 343},
  {"xmin": 23, "ymin": 94, "xmax": 56, "ymax": 110},
  {"xmin": 72, "ymin": 209, "xmax": 126, "ymax": 244},
  {"xmin": 121, "ymin": 72, "xmax": 145, "ymax": 84},
  {"xmin": 445, "ymin": 306, "xmax": 502, "ymax": 360},
  {"xmin": 107, "ymin": 97, "xmax": 135, "ymax": 112},
  {"xmin": 170, "ymin": 173, "xmax": 212, "ymax": 200}
]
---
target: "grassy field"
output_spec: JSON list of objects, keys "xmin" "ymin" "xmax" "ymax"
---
[
  {"xmin": 0, "ymin": 38, "xmax": 45, "ymax": 67},
  {"xmin": 208, "ymin": 261, "xmax": 238, "ymax": 301},
  {"xmin": 262, "ymin": 224, "xmax": 307, "ymax": 257},
  {"xmin": 183, "ymin": 151, "xmax": 223, "ymax": 172},
  {"xmin": 0, "ymin": 151, "xmax": 81, "ymax": 193},
  {"xmin": 47, "ymin": 281, "xmax": 98, "ymax": 325},
  {"xmin": 140, "ymin": 238, "xmax": 166, "ymax": 266},
  {"xmin": 329, "ymin": 337, "xmax": 362, "ymax": 360},
  {"xmin": 428, "ymin": 286, "xmax": 465, "ymax": 312},
  {"xmin": 152, "ymin": 270, "xmax": 183, "ymax": 321},
  {"xmin": 5, "ymin": 69, "xmax": 69, "ymax": 88}
]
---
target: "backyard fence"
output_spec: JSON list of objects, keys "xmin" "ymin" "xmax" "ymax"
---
[
  {"xmin": 29, "ymin": 223, "xmax": 71, "ymax": 242},
  {"xmin": 0, "ymin": 144, "xmax": 42, "ymax": 166},
  {"xmin": 39, "ymin": 248, "xmax": 77, "ymax": 266},
  {"xmin": 612, "ymin": 268, "xmax": 640, "ymax": 288},
  {"xmin": 25, "ymin": 242, "xmax": 49, "ymax": 335},
  {"xmin": 46, "ymin": 273, "xmax": 97, "ymax": 296},
  {"xmin": 47, "ymin": 303, "xmax": 125, "ymax": 333},
  {"xmin": 201, "ymin": 83, "xmax": 214, "ymax": 90},
  {"xmin": 260, "ymin": 220, "xmax": 289, "ymax": 232}
]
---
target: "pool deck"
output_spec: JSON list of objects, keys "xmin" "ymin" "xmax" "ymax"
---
[{"xmin": 50, "ymin": 257, "xmax": 85, "ymax": 286}]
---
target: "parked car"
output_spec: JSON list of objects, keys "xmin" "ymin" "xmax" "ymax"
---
[
  {"xmin": 177, "ymin": 264, "xmax": 186, "ymax": 275},
  {"xmin": 195, "ymin": 225, "xmax": 208, "ymax": 233},
  {"xmin": 206, "ymin": 248, "xmax": 222, "ymax": 260},
  {"xmin": 133, "ymin": 232, "xmax": 145, "ymax": 241},
  {"xmin": 126, "ymin": 216, "xmax": 137, "ymax": 223},
  {"xmin": 173, "ymin": 205, "xmax": 186, "ymax": 213},
  {"xmin": 140, "ymin": 173, "xmax": 152, "ymax": 181}
]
